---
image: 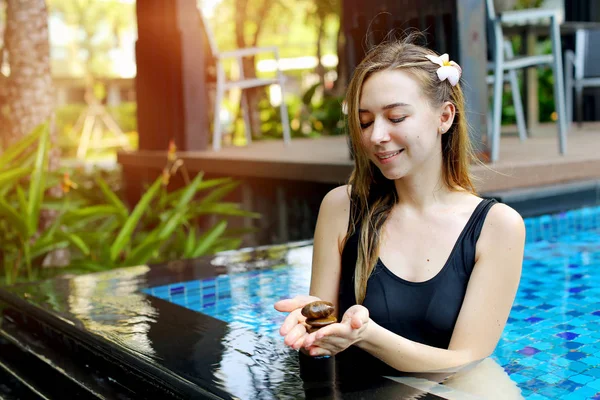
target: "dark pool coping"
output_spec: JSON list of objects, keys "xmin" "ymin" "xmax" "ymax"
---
[
  {"xmin": 0, "ymin": 286, "xmax": 227, "ymax": 399},
  {"xmin": 0, "ymin": 241, "xmax": 467, "ymax": 399},
  {"xmin": 484, "ymin": 179, "xmax": 600, "ymax": 217}
]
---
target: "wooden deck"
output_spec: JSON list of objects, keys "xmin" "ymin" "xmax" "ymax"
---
[{"xmin": 118, "ymin": 123, "xmax": 600, "ymax": 195}]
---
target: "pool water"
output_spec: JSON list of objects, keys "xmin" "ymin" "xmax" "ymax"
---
[{"xmin": 145, "ymin": 206, "xmax": 600, "ymax": 399}]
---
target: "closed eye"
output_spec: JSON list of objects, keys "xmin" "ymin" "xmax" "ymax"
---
[{"xmin": 360, "ymin": 116, "xmax": 406, "ymax": 129}]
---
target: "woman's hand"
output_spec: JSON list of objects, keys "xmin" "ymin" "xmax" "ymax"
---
[
  {"xmin": 302, "ymin": 305, "xmax": 370, "ymax": 357},
  {"xmin": 274, "ymin": 295, "xmax": 322, "ymax": 350}
]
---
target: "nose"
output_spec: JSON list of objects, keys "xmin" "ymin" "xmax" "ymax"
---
[{"xmin": 370, "ymin": 117, "xmax": 390, "ymax": 145}]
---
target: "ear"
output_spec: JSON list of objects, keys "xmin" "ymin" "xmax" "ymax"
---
[{"xmin": 438, "ymin": 101, "xmax": 456, "ymax": 134}]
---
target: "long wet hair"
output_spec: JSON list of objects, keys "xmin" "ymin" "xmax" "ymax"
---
[{"xmin": 345, "ymin": 34, "xmax": 478, "ymax": 304}]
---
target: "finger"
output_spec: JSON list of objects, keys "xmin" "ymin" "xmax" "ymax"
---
[
  {"xmin": 284, "ymin": 323, "xmax": 308, "ymax": 347},
  {"xmin": 342, "ymin": 305, "xmax": 369, "ymax": 327},
  {"xmin": 291, "ymin": 335, "xmax": 307, "ymax": 350},
  {"xmin": 309, "ymin": 347, "xmax": 331, "ymax": 357},
  {"xmin": 313, "ymin": 335, "xmax": 348, "ymax": 349},
  {"xmin": 315, "ymin": 323, "xmax": 350, "ymax": 341},
  {"xmin": 303, "ymin": 331, "xmax": 318, "ymax": 348},
  {"xmin": 274, "ymin": 295, "xmax": 320, "ymax": 312},
  {"xmin": 350, "ymin": 314, "xmax": 363, "ymax": 330},
  {"xmin": 280, "ymin": 309, "xmax": 304, "ymax": 336},
  {"xmin": 343, "ymin": 305, "xmax": 369, "ymax": 320}
]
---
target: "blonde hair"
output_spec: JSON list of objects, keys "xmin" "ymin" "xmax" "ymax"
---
[{"xmin": 345, "ymin": 34, "xmax": 478, "ymax": 304}]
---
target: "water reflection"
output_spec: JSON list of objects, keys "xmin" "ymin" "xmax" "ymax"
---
[
  {"xmin": 64, "ymin": 266, "xmax": 159, "ymax": 361},
  {"xmin": 387, "ymin": 358, "xmax": 524, "ymax": 399}
]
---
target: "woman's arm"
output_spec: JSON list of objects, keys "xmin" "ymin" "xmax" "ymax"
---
[
  {"xmin": 308, "ymin": 184, "xmax": 352, "ymax": 311},
  {"xmin": 275, "ymin": 185, "xmax": 351, "ymax": 348},
  {"xmin": 307, "ymin": 203, "xmax": 525, "ymax": 373}
]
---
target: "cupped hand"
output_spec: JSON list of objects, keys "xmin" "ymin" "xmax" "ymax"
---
[
  {"xmin": 302, "ymin": 304, "xmax": 370, "ymax": 357},
  {"xmin": 274, "ymin": 295, "xmax": 321, "ymax": 350}
]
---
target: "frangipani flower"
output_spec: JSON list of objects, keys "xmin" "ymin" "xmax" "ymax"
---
[{"xmin": 425, "ymin": 54, "xmax": 462, "ymax": 86}]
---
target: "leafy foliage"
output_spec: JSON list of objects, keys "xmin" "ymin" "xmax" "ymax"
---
[{"xmin": 0, "ymin": 124, "xmax": 259, "ymax": 285}]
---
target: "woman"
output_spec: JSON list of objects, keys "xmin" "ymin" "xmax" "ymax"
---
[{"xmin": 275, "ymin": 35, "xmax": 525, "ymax": 375}]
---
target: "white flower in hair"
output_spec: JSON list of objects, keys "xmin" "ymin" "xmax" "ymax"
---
[{"xmin": 425, "ymin": 53, "xmax": 462, "ymax": 86}]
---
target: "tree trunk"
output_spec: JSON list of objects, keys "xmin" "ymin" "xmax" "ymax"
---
[
  {"xmin": 4, "ymin": 0, "xmax": 54, "ymax": 152},
  {"xmin": 316, "ymin": 16, "xmax": 326, "ymax": 93},
  {"xmin": 331, "ymin": 24, "xmax": 347, "ymax": 97},
  {"xmin": 5, "ymin": 0, "xmax": 61, "ymax": 240}
]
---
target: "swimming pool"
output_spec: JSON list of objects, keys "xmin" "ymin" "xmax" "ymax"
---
[{"xmin": 144, "ymin": 205, "xmax": 600, "ymax": 399}]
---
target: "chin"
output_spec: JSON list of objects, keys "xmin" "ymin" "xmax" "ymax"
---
[{"xmin": 379, "ymin": 167, "xmax": 408, "ymax": 181}]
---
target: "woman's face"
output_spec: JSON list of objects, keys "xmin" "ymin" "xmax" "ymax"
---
[{"xmin": 358, "ymin": 69, "xmax": 445, "ymax": 181}]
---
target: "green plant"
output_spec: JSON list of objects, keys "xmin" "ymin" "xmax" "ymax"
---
[
  {"xmin": 259, "ymin": 83, "xmax": 345, "ymax": 140},
  {"xmin": 0, "ymin": 123, "xmax": 53, "ymax": 284},
  {"xmin": 296, "ymin": 82, "xmax": 345, "ymax": 136},
  {"xmin": 0, "ymin": 125, "xmax": 260, "ymax": 285}
]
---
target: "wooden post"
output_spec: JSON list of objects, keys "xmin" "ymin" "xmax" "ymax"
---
[
  {"xmin": 135, "ymin": 0, "xmax": 209, "ymax": 151},
  {"xmin": 456, "ymin": 0, "xmax": 489, "ymax": 158}
]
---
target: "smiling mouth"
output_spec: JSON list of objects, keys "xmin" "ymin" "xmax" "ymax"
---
[{"xmin": 376, "ymin": 149, "xmax": 404, "ymax": 160}]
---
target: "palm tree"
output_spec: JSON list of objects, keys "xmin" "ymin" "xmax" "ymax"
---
[
  {"xmin": 4, "ymin": 0, "xmax": 61, "ymax": 235},
  {"xmin": 3, "ymin": 0, "xmax": 54, "ymax": 154}
]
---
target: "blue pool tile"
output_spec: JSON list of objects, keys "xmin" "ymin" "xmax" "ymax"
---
[
  {"xmin": 525, "ymin": 317, "xmax": 545, "ymax": 323},
  {"xmin": 566, "ymin": 351, "xmax": 588, "ymax": 361},
  {"xmin": 577, "ymin": 336, "xmax": 599, "ymax": 344},
  {"xmin": 526, "ymin": 394, "xmax": 552, "ymax": 400},
  {"xmin": 537, "ymin": 385, "xmax": 572, "ymax": 399},
  {"xmin": 564, "ymin": 342, "xmax": 584, "ymax": 350},
  {"xmin": 557, "ymin": 332, "xmax": 580, "ymax": 341},
  {"xmin": 518, "ymin": 368, "xmax": 542, "ymax": 378},
  {"xmin": 551, "ymin": 368, "xmax": 581, "ymax": 380},
  {"xmin": 588, "ymin": 379, "xmax": 600, "ymax": 391},
  {"xmin": 553, "ymin": 358, "xmax": 573, "ymax": 368},
  {"xmin": 537, "ymin": 373, "xmax": 563, "ymax": 385},
  {"xmin": 531, "ymin": 342, "xmax": 554, "ymax": 351},
  {"xmin": 537, "ymin": 304, "xmax": 555, "ymax": 310},
  {"xmin": 569, "ymin": 374, "xmax": 596, "ymax": 385},
  {"xmin": 518, "ymin": 346, "xmax": 541, "ymax": 356},
  {"xmin": 577, "ymin": 344, "xmax": 600, "ymax": 356},
  {"xmin": 557, "ymin": 379, "xmax": 584, "ymax": 392},
  {"xmin": 567, "ymin": 361, "xmax": 591, "ymax": 373},
  {"xmin": 564, "ymin": 386, "xmax": 600, "ymax": 399},
  {"xmin": 521, "ymin": 378, "xmax": 548, "ymax": 391},
  {"xmin": 508, "ymin": 373, "xmax": 531, "ymax": 384},
  {"xmin": 585, "ymin": 368, "xmax": 600, "ymax": 378}
]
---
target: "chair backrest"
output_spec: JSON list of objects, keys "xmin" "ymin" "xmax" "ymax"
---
[
  {"xmin": 485, "ymin": 0, "xmax": 502, "ymax": 60},
  {"xmin": 485, "ymin": 0, "xmax": 498, "ymax": 21},
  {"xmin": 196, "ymin": 7, "xmax": 220, "ymax": 58},
  {"xmin": 577, "ymin": 29, "xmax": 600, "ymax": 79}
]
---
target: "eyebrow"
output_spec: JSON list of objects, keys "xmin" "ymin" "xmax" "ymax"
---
[{"xmin": 358, "ymin": 102, "xmax": 411, "ymax": 113}]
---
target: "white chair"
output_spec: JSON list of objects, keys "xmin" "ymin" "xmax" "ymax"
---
[
  {"xmin": 486, "ymin": 0, "xmax": 567, "ymax": 162},
  {"xmin": 197, "ymin": 9, "xmax": 291, "ymax": 151},
  {"xmin": 565, "ymin": 29, "xmax": 600, "ymax": 127},
  {"xmin": 486, "ymin": 40, "xmax": 528, "ymax": 143}
]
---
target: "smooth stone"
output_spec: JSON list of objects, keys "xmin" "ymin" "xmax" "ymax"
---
[
  {"xmin": 306, "ymin": 315, "xmax": 337, "ymax": 328},
  {"xmin": 301, "ymin": 301, "xmax": 335, "ymax": 319}
]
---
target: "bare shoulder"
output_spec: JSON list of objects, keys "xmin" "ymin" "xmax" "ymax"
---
[
  {"xmin": 317, "ymin": 185, "xmax": 352, "ymax": 247},
  {"xmin": 320, "ymin": 185, "xmax": 352, "ymax": 216},
  {"xmin": 477, "ymin": 202, "xmax": 526, "ymax": 259},
  {"xmin": 483, "ymin": 202, "xmax": 525, "ymax": 236}
]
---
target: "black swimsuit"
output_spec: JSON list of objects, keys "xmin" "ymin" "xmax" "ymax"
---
[{"xmin": 336, "ymin": 198, "xmax": 497, "ymax": 375}]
